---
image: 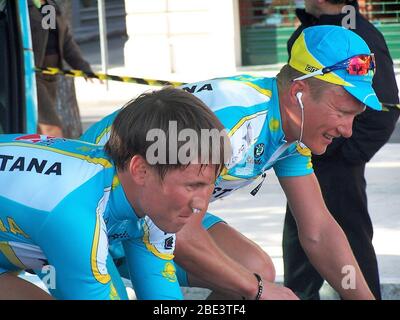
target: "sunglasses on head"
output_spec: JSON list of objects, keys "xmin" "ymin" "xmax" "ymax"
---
[{"xmin": 293, "ymin": 54, "xmax": 375, "ymax": 82}]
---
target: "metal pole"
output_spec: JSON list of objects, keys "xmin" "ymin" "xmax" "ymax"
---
[
  {"xmin": 98, "ymin": 0, "xmax": 109, "ymax": 89},
  {"xmin": 167, "ymin": 0, "xmax": 174, "ymax": 73}
]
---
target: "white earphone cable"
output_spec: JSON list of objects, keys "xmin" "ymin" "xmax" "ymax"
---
[{"xmin": 296, "ymin": 93, "xmax": 305, "ymax": 146}]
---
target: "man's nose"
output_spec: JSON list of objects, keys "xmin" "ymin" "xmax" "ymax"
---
[
  {"xmin": 190, "ymin": 196, "xmax": 207, "ymax": 215},
  {"xmin": 338, "ymin": 117, "xmax": 354, "ymax": 138}
]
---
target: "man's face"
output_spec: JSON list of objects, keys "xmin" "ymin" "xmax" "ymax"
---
[
  {"xmin": 301, "ymin": 86, "xmax": 365, "ymax": 155},
  {"xmin": 140, "ymin": 164, "xmax": 217, "ymax": 233}
]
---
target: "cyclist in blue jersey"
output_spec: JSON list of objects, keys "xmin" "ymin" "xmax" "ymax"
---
[
  {"xmin": 83, "ymin": 26, "xmax": 381, "ymax": 300},
  {"xmin": 0, "ymin": 87, "xmax": 229, "ymax": 299}
]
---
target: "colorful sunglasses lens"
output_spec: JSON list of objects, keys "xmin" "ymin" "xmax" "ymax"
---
[{"xmin": 347, "ymin": 55, "xmax": 375, "ymax": 75}]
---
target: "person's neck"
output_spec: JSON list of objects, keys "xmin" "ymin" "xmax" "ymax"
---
[
  {"xmin": 312, "ymin": 4, "xmax": 345, "ymax": 18},
  {"xmin": 117, "ymin": 169, "xmax": 146, "ymax": 218}
]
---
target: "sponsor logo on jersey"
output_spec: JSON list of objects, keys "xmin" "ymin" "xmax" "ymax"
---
[
  {"xmin": 0, "ymin": 217, "xmax": 30, "ymax": 238},
  {"xmin": 254, "ymin": 143, "xmax": 265, "ymax": 158},
  {"xmin": 182, "ymin": 83, "xmax": 213, "ymax": 93},
  {"xmin": 14, "ymin": 134, "xmax": 64, "ymax": 146},
  {"xmin": 0, "ymin": 155, "xmax": 62, "ymax": 175},
  {"xmin": 109, "ymin": 231, "xmax": 129, "ymax": 241},
  {"xmin": 164, "ymin": 236, "xmax": 174, "ymax": 250},
  {"xmin": 15, "ymin": 134, "xmax": 53, "ymax": 143},
  {"xmin": 212, "ymin": 186, "xmax": 234, "ymax": 199}
]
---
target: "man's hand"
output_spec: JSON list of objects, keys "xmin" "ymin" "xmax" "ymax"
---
[
  {"xmin": 84, "ymin": 76, "xmax": 104, "ymax": 85},
  {"xmin": 260, "ymin": 282, "xmax": 299, "ymax": 300}
]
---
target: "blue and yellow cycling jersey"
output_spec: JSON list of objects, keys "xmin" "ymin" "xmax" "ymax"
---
[
  {"xmin": 82, "ymin": 75, "xmax": 314, "ymax": 201},
  {"xmin": 0, "ymin": 134, "xmax": 182, "ymax": 299}
]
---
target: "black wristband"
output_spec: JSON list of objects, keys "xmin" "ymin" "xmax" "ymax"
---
[
  {"xmin": 254, "ymin": 273, "xmax": 263, "ymax": 300},
  {"xmin": 241, "ymin": 273, "xmax": 264, "ymax": 300}
]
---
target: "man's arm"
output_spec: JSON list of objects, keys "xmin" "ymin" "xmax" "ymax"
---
[
  {"xmin": 174, "ymin": 210, "xmax": 298, "ymax": 300},
  {"xmin": 60, "ymin": 19, "xmax": 92, "ymax": 73},
  {"xmin": 279, "ymin": 173, "xmax": 374, "ymax": 299},
  {"xmin": 0, "ymin": 273, "xmax": 53, "ymax": 299}
]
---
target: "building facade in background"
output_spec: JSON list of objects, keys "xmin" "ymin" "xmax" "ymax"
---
[
  {"xmin": 239, "ymin": 0, "xmax": 400, "ymax": 65},
  {"xmin": 123, "ymin": 0, "xmax": 241, "ymax": 79},
  {"xmin": 70, "ymin": 0, "xmax": 126, "ymax": 43},
  {"xmin": 71, "ymin": 0, "xmax": 399, "ymax": 77}
]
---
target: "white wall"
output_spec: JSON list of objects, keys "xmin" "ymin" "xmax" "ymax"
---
[{"xmin": 124, "ymin": 0, "xmax": 240, "ymax": 80}]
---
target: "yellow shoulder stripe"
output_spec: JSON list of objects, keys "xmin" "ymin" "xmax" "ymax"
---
[
  {"xmin": 228, "ymin": 77, "xmax": 272, "ymax": 97},
  {"xmin": 95, "ymin": 126, "xmax": 112, "ymax": 145},
  {"xmin": 243, "ymin": 81, "xmax": 272, "ymax": 97},
  {"xmin": 90, "ymin": 214, "xmax": 111, "ymax": 284},
  {"xmin": 0, "ymin": 143, "xmax": 112, "ymax": 168},
  {"xmin": 142, "ymin": 222, "xmax": 174, "ymax": 261},
  {"xmin": 229, "ymin": 111, "xmax": 267, "ymax": 137}
]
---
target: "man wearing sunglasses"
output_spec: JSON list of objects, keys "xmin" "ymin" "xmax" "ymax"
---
[
  {"xmin": 82, "ymin": 25, "xmax": 382, "ymax": 300},
  {"xmin": 283, "ymin": 0, "xmax": 400, "ymax": 300}
]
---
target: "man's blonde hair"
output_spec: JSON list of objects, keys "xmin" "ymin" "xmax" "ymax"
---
[{"xmin": 276, "ymin": 64, "xmax": 338, "ymax": 101}]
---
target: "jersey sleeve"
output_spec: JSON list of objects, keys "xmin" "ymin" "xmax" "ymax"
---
[
  {"xmin": 36, "ymin": 183, "xmax": 126, "ymax": 300},
  {"xmin": 122, "ymin": 218, "xmax": 183, "ymax": 300},
  {"xmin": 80, "ymin": 110, "xmax": 119, "ymax": 145},
  {"xmin": 273, "ymin": 146, "xmax": 314, "ymax": 177}
]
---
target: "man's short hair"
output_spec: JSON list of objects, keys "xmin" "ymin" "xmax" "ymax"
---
[
  {"xmin": 276, "ymin": 64, "xmax": 336, "ymax": 100},
  {"xmin": 105, "ymin": 87, "xmax": 230, "ymax": 179}
]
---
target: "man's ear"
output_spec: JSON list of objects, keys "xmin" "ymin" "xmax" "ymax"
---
[
  {"xmin": 289, "ymin": 80, "xmax": 307, "ymax": 105},
  {"xmin": 128, "ymin": 155, "xmax": 148, "ymax": 186}
]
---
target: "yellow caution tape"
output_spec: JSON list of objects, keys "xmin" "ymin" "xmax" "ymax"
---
[
  {"xmin": 35, "ymin": 67, "xmax": 186, "ymax": 87},
  {"xmin": 35, "ymin": 67, "xmax": 400, "ymax": 111},
  {"xmin": 382, "ymin": 104, "xmax": 400, "ymax": 111}
]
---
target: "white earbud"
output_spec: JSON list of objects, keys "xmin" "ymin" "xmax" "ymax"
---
[
  {"xmin": 295, "ymin": 92, "xmax": 305, "ymax": 145},
  {"xmin": 296, "ymin": 92, "xmax": 304, "ymax": 109}
]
